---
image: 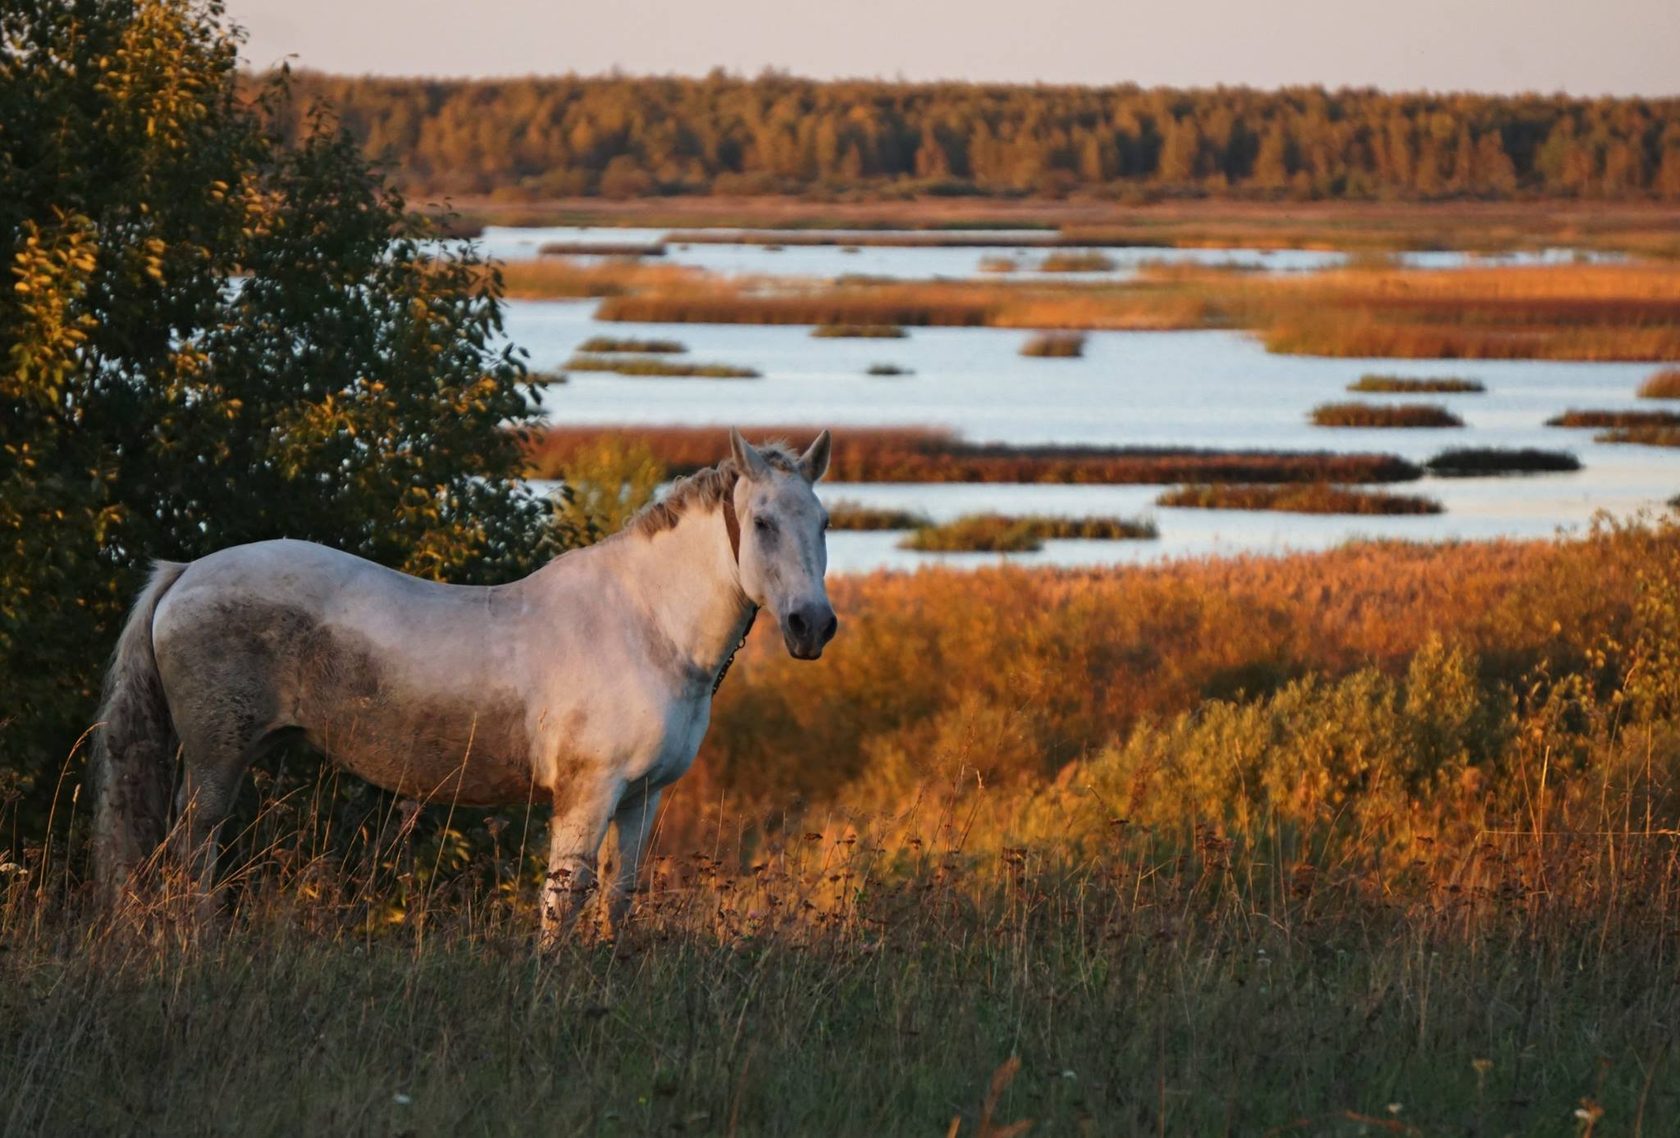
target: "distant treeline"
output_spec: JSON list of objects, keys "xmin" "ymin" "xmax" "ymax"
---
[{"xmin": 269, "ymin": 71, "xmax": 1680, "ymax": 201}]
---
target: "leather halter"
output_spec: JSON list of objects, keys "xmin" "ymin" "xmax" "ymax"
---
[
  {"xmin": 712, "ymin": 483, "xmax": 757, "ymax": 697},
  {"xmin": 722, "ymin": 482, "xmax": 744, "ymax": 562}
]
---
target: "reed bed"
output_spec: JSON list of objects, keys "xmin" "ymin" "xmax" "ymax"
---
[
  {"xmin": 1348, "ymin": 374, "xmax": 1486, "ymax": 394},
  {"xmin": 562, "ymin": 356, "xmax": 760, "ymax": 379},
  {"xmin": 810, "ymin": 324, "xmax": 907, "ymax": 338},
  {"xmin": 1546, "ymin": 409, "xmax": 1680, "ymax": 429},
  {"xmin": 575, "ymin": 336, "xmax": 688, "ymax": 354},
  {"xmin": 1424, "ymin": 447, "xmax": 1582, "ymax": 476},
  {"xmin": 1597, "ymin": 426, "xmax": 1680, "ymax": 447},
  {"xmin": 1037, "ymin": 251, "xmax": 1117, "ymax": 272},
  {"xmin": 900, "ymin": 513, "xmax": 1158, "ymax": 552},
  {"xmin": 824, "ymin": 502, "xmax": 931, "ymax": 531},
  {"xmin": 498, "ymin": 257, "xmax": 704, "ymax": 299},
  {"xmin": 521, "ymin": 425, "xmax": 1424, "ymax": 485},
  {"xmin": 662, "ymin": 230, "xmax": 1071, "ymax": 248},
  {"xmin": 597, "ymin": 291, "xmax": 998, "ymax": 327},
  {"xmin": 1019, "ymin": 332, "xmax": 1086, "ymax": 358},
  {"xmin": 1266, "ymin": 321, "xmax": 1680, "ymax": 361},
  {"xmin": 574, "ymin": 257, "xmax": 1680, "ymax": 360},
  {"xmin": 537, "ymin": 240, "xmax": 666, "ymax": 257},
  {"xmin": 1156, "ymin": 483, "xmax": 1443, "ymax": 515},
  {"xmin": 1311, "ymin": 401, "xmax": 1465, "ymax": 428},
  {"xmin": 7, "ymin": 524, "xmax": 1680, "ymax": 1135},
  {"xmin": 1638, "ymin": 368, "xmax": 1680, "ymax": 399}
]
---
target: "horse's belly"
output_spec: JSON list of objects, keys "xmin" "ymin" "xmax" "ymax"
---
[{"xmin": 303, "ymin": 692, "xmax": 539, "ymax": 806}]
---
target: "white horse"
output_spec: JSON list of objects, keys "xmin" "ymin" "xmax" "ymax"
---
[{"xmin": 92, "ymin": 429, "xmax": 836, "ymax": 941}]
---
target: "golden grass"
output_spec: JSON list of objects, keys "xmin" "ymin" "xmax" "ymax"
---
[
  {"xmin": 899, "ymin": 513, "xmax": 1157, "ymax": 552},
  {"xmin": 1546, "ymin": 409, "xmax": 1680, "ymax": 429},
  {"xmin": 497, "ymin": 256, "xmax": 705, "ymax": 299},
  {"xmin": 560, "ymin": 256, "xmax": 1680, "ymax": 361},
  {"xmin": 1311, "ymin": 401, "xmax": 1465, "ymax": 428},
  {"xmin": 562, "ymin": 355, "xmax": 760, "ymax": 378},
  {"xmin": 1156, "ymin": 483, "xmax": 1442, "ymax": 515},
  {"xmin": 1038, "ymin": 251, "xmax": 1117, "ymax": 272},
  {"xmin": 537, "ymin": 240, "xmax": 666, "ymax": 257},
  {"xmin": 1349, "ymin": 374, "xmax": 1486, "ymax": 394},
  {"xmin": 1638, "ymin": 367, "xmax": 1680, "ymax": 399},
  {"xmin": 810, "ymin": 324, "xmax": 907, "ymax": 338},
  {"xmin": 520, "ymin": 425, "xmax": 1423, "ymax": 485},
  {"xmin": 825, "ymin": 501, "xmax": 931, "ymax": 530}
]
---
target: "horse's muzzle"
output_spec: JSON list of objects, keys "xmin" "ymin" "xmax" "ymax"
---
[{"xmin": 782, "ymin": 601, "xmax": 838, "ymax": 660}]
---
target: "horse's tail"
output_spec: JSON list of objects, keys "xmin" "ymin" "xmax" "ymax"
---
[{"xmin": 91, "ymin": 560, "xmax": 188, "ymax": 896}]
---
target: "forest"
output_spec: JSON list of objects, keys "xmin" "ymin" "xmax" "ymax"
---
[{"xmin": 272, "ymin": 70, "xmax": 1680, "ymax": 201}]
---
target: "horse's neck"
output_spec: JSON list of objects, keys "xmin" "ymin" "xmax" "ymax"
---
[{"xmin": 554, "ymin": 507, "xmax": 753, "ymax": 684}]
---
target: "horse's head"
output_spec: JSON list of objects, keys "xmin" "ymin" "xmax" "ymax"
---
[{"xmin": 728, "ymin": 428, "xmax": 837, "ymax": 660}]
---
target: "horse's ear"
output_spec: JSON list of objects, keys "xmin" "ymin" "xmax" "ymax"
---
[
  {"xmin": 799, "ymin": 430, "xmax": 832, "ymax": 482},
  {"xmin": 729, "ymin": 427, "xmax": 771, "ymax": 481}
]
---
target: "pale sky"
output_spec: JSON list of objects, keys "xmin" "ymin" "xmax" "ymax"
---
[{"xmin": 226, "ymin": 0, "xmax": 1679, "ymax": 98}]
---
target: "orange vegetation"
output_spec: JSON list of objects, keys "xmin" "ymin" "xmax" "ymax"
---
[
  {"xmin": 521, "ymin": 424, "xmax": 1422, "ymax": 485},
  {"xmin": 683, "ymin": 522, "xmax": 1678, "ymax": 823}
]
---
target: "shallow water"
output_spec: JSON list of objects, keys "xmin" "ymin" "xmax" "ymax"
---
[
  {"xmin": 478, "ymin": 225, "xmax": 1616, "ymax": 284},
  {"xmin": 502, "ymin": 278, "xmax": 1679, "ymax": 574}
]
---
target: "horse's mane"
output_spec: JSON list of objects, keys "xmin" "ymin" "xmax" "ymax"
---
[{"xmin": 628, "ymin": 442, "xmax": 803, "ymax": 538}]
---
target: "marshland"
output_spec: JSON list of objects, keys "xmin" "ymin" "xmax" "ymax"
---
[{"xmin": 11, "ymin": 5, "xmax": 1680, "ymax": 1135}]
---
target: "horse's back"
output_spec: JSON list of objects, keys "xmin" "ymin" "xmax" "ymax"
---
[{"xmin": 150, "ymin": 539, "xmax": 545, "ymax": 805}]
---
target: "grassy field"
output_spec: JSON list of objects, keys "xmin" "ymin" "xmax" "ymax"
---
[{"xmin": 6, "ymin": 522, "xmax": 1680, "ymax": 1134}]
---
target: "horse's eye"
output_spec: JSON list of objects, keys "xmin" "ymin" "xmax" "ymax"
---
[{"xmin": 753, "ymin": 516, "xmax": 772, "ymax": 532}]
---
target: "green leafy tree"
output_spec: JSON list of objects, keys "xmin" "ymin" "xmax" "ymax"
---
[{"xmin": 0, "ymin": 0, "xmax": 557, "ymax": 827}]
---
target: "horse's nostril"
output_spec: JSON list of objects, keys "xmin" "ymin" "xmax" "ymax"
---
[
  {"xmin": 822, "ymin": 614, "xmax": 838, "ymax": 642},
  {"xmin": 787, "ymin": 611, "xmax": 809, "ymax": 637}
]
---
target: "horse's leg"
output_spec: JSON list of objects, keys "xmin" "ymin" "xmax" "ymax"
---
[
  {"xmin": 540, "ymin": 782, "xmax": 619, "ymax": 949},
  {"xmin": 170, "ymin": 698, "xmax": 269, "ymax": 914},
  {"xmin": 607, "ymin": 786, "xmax": 663, "ymax": 935}
]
